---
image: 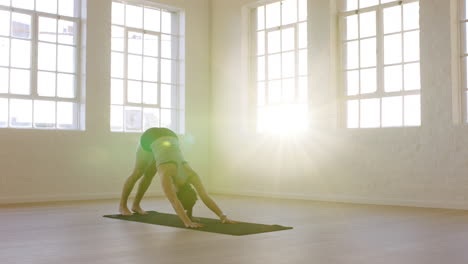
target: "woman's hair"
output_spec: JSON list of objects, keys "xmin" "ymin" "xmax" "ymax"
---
[{"xmin": 177, "ymin": 183, "xmax": 198, "ymax": 218}]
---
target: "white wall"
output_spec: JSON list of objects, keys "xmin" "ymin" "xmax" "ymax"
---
[
  {"xmin": 210, "ymin": 0, "xmax": 468, "ymax": 209},
  {"xmin": 0, "ymin": 0, "xmax": 212, "ymax": 203}
]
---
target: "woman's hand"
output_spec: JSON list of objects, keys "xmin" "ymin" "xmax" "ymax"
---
[
  {"xmin": 184, "ymin": 221, "xmax": 204, "ymax": 228},
  {"xmin": 220, "ymin": 215, "xmax": 238, "ymax": 224}
]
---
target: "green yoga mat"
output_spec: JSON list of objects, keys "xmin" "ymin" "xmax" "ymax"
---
[{"xmin": 103, "ymin": 211, "xmax": 292, "ymax": 236}]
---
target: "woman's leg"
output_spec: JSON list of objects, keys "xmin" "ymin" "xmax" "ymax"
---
[
  {"xmin": 119, "ymin": 144, "xmax": 154, "ymax": 216},
  {"xmin": 132, "ymin": 161, "xmax": 157, "ymax": 214}
]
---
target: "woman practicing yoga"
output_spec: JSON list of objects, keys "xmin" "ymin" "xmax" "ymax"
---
[{"xmin": 119, "ymin": 127, "xmax": 236, "ymax": 228}]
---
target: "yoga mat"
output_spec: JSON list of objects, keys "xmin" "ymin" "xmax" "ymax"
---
[{"xmin": 103, "ymin": 211, "xmax": 292, "ymax": 236}]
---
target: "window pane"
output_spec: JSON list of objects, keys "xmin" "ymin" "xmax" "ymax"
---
[
  {"xmin": 257, "ymin": 56, "xmax": 265, "ymax": 81},
  {"xmin": 404, "ymin": 63, "xmax": 420, "ymax": 91},
  {"xmin": 144, "ymin": 34, "xmax": 159, "ymax": 57},
  {"xmin": 0, "ymin": 37, "xmax": 9, "ymax": 66},
  {"xmin": 0, "ymin": 0, "xmax": 10, "ymax": 7},
  {"xmin": 383, "ymin": 6, "xmax": 401, "ymax": 34},
  {"xmin": 111, "ymin": 78, "xmax": 124, "ymax": 104},
  {"xmin": 144, "ymin": 7, "xmax": 160, "ymax": 32},
  {"xmin": 161, "ymin": 11, "xmax": 172, "ymax": 34},
  {"xmin": 360, "ymin": 98, "xmax": 380, "ymax": 128},
  {"xmin": 161, "ymin": 34, "xmax": 172, "ymax": 59},
  {"xmin": 282, "ymin": 78, "xmax": 295, "ymax": 102},
  {"xmin": 359, "ymin": 0, "xmax": 378, "ymax": 9},
  {"xmin": 282, "ymin": 52, "xmax": 295, "ymax": 78},
  {"xmin": 258, "ymin": 31, "xmax": 265, "ymax": 55},
  {"xmin": 298, "ymin": 22, "xmax": 307, "ymax": 49},
  {"xmin": 143, "ymin": 108, "xmax": 159, "ymax": 130},
  {"xmin": 112, "ymin": 26, "xmax": 124, "ymax": 51},
  {"xmin": 37, "ymin": 71, "xmax": 56, "ymax": 97},
  {"xmin": 58, "ymin": 0, "xmax": 75, "ymax": 17},
  {"xmin": 298, "ymin": 76, "xmax": 308, "ymax": 103},
  {"xmin": 347, "ymin": 70, "xmax": 359, "ymax": 96},
  {"xmin": 161, "ymin": 59, "xmax": 172, "ymax": 83},
  {"xmin": 39, "ymin": 17, "xmax": 57, "ymax": 42},
  {"xmin": 382, "ymin": 96, "xmax": 403, "ymax": 127},
  {"xmin": 265, "ymin": 2, "xmax": 280, "ymax": 29},
  {"xmin": 347, "ymin": 100, "xmax": 359, "ymax": 128},
  {"xmin": 11, "ymin": 39, "xmax": 31, "ymax": 68},
  {"xmin": 161, "ymin": 108, "xmax": 173, "ymax": 129},
  {"xmin": 384, "ymin": 65, "xmax": 402, "ymax": 92},
  {"xmin": 38, "ymin": 42, "xmax": 57, "ymax": 71},
  {"xmin": 360, "ymin": 68, "xmax": 376, "ymax": 94},
  {"xmin": 12, "ymin": 0, "xmax": 33, "ymax": 10},
  {"xmin": 111, "ymin": 52, "xmax": 124, "ymax": 78},
  {"xmin": 58, "ymin": 45, "xmax": 75, "ymax": 73},
  {"xmin": 11, "ymin": 12, "xmax": 31, "ymax": 39},
  {"xmin": 57, "ymin": 102, "xmax": 75, "ymax": 129},
  {"xmin": 359, "ymin": 11, "xmax": 376, "ymax": 38},
  {"xmin": 267, "ymin": 30, "xmax": 280, "ymax": 54},
  {"xmin": 346, "ymin": 41, "xmax": 359, "ymax": 69},
  {"xmin": 404, "ymin": 95, "xmax": 420, "ymax": 126},
  {"xmin": 384, "ymin": 34, "xmax": 402, "ymax": 64},
  {"xmin": 161, "ymin": 84, "xmax": 172, "ymax": 108},
  {"xmin": 57, "ymin": 73, "xmax": 75, "ymax": 98},
  {"xmin": 299, "ymin": 49, "xmax": 308, "ymax": 76},
  {"xmin": 0, "ymin": 98, "xmax": 7, "ymax": 127},
  {"xmin": 403, "ymin": 2, "xmax": 419, "ymax": 31},
  {"xmin": 128, "ymin": 55, "xmax": 143, "ymax": 80},
  {"xmin": 346, "ymin": 15, "xmax": 358, "ymax": 40},
  {"xmin": 143, "ymin": 82, "xmax": 158, "ymax": 105},
  {"xmin": 10, "ymin": 99, "xmax": 32, "ymax": 127},
  {"xmin": 0, "ymin": 67, "xmax": 8, "ymax": 93},
  {"xmin": 0, "ymin": 10, "xmax": 10, "ymax": 37},
  {"xmin": 345, "ymin": 0, "xmax": 358, "ymax": 11},
  {"xmin": 111, "ymin": 105, "xmax": 124, "ymax": 131},
  {"xmin": 298, "ymin": 0, "xmax": 307, "ymax": 21},
  {"xmin": 10, "ymin": 69, "xmax": 30, "ymax": 95},
  {"xmin": 36, "ymin": 0, "xmax": 57, "ymax": 14},
  {"xmin": 125, "ymin": 106, "xmax": 142, "ymax": 131},
  {"xmin": 282, "ymin": 0, "xmax": 297, "ymax": 25},
  {"xmin": 128, "ymin": 31, "xmax": 143, "ymax": 54},
  {"xmin": 268, "ymin": 80, "xmax": 281, "ymax": 103},
  {"xmin": 127, "ymin": 80, "xmax": 142, "ymax": 103},
  {"xmin": 126, "ymin": 5, "xmax": 143, "ymax": 29},
  {"xmin": 257, "ymin": 6, "xmax": 265, "ymax": 30},
  {"xmin": 404, "ymin": 31, "xmax": 419, "ymax": 62},
  {"xmin": 112, "ymin": 2, "xmax": 125, "ymax": 26},
  {"xmin": 34, "ymin": 100, "xmax": 56, "ymax": 128},
  {"xmin": 258, "ymin": 82, "xmax": 265, "ymax": 106},
  {"xmin": 360, "ymin": 38, "xmax": 376, "ymax": 68},
  {"xmin": 58, "ymin": 20, "xmax": 75, "ymax": 45},
  {"xmin": 282, "ymin": 28, "xmax": 294, "ymax": 51},
  {"xmin": 268, "ymin": 54, "xmax": 281, "ymax": 80},
  {"xmin": 143, "ymin": 56, "xmax": 158, "ymax": 82}
]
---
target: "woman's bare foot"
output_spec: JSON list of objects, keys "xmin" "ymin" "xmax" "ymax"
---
[
  {"xmin": 119, "ymin": 206, "xmax": 133, "ymax": 216},
  {"xmin": 131, "ymin": 205, "xmax": 148, "ymax": 215}
]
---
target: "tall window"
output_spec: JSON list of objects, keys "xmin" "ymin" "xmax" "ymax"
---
[
  {"xmin": 460, "ymin": 0, "xmax": 468, "ymax": 122},
  {"xmin": 110, "ymin": 1, "xmax": 183, "ymax": 133},
  {"xmin": 0, "ymin": 0, "xmax": 81, "ymax": 129},
  {"xmin": 253, "ymin": 0, "xmax": 309, "ymax": 134},
  {"xmin": 341, "ymin": 0, "xmax": 421, "ymax": 128}
]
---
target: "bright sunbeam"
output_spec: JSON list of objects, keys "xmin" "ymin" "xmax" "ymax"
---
[{"xmin": 257, "ymin": 104, "xmax": 309, "ymax": 135}]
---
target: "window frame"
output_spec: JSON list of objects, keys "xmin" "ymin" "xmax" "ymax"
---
[
  {"xmin": 339, "ymin": 0, "xmax": 421, "ymax": 129},
  {"xmin": 110, "ymin": 0, "xmax": 184, "ymax": 134},
  {"xmin": 0, "ymin": 1, "xmax": 83, "ymax": 130}
]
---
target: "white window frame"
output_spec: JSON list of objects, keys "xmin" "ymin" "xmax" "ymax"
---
[
  {"xmin": 459, "ymin": 0, "xmax": 468, "ymax": 123},
  {"xmin": 110, "ymin": 0, "xmax": 184, "ymax": 134},
  {"xmin": 0, "ymin": 1, "xmax": 83, "ymax": 130},
  {"xmin": 250, "ymin": 0, "xmax": 310, "ymax": 134},
  {"xmin": 339, "ymin": 0, "xmax": 421, "ymax": 129}
]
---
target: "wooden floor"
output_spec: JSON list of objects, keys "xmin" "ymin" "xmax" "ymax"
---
[{"xmin": 2, "ymin": 195, "xmax": 468, "ymax": 264}]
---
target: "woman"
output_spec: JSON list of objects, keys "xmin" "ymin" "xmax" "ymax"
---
[{"xmin": 119, "ymin": 127, "xmax": 236, "ymax": 228}]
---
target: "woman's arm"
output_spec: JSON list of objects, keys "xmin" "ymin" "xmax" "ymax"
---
[
  {"xmin": 160, "ymin": 172, "xmax": 203, "ymax": 228},
  {"xmin": 190, "ymin": 173, "xmax": 237, "ymax": 223}
]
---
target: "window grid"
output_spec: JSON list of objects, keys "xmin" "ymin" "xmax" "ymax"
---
[
  {"xmin": 253, "ymin": 0, "xmax": 309, "ymax": 133},
  {"xmin": 111, "ymin": 1, "xmax": 182, "ymax": 133},
  {"xmin": 340, "ymin": 0, "xmax": 421, "ymax": 128},
  {"xmin": 0, "ymin": 1, "xmax": 81, "ymax": 130}
]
